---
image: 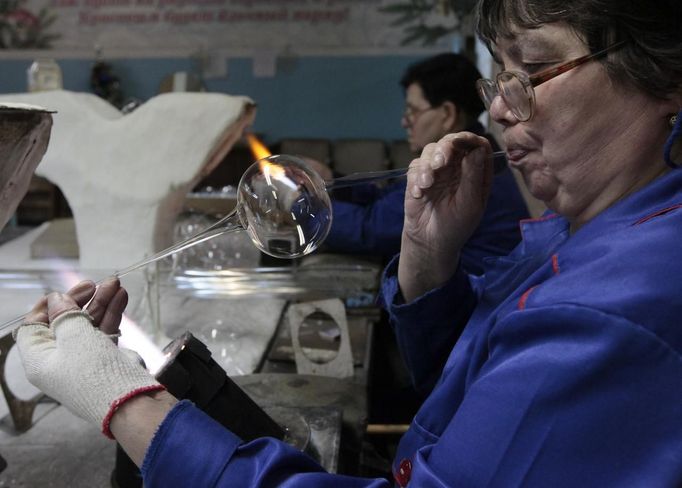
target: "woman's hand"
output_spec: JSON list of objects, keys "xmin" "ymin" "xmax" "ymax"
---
[
  {"xmin": 398, "ymin": 132, "xmax": 494, "ymax": 302},
  {"xmin": 15, "ymin": 277, "xmax": 164, "ymax": 440},
  {"xmin": 23, "ymin": 277, "xmax": 128, "ymax": 335}
]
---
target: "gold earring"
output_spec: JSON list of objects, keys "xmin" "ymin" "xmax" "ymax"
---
[{"xmin": 671, "ymin": 114, "xmax": 679, "ymax": 127}]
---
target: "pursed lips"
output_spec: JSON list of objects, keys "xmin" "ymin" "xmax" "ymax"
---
[{"xmin": 505, "ymin": 145, "xmax": 530, "ymax": 167}]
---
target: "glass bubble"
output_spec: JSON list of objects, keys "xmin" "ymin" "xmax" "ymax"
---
[
  {"xmin": 106, "ymin": 154, "xmax": 333, "ymax": 281},
  {"xmin": 237, "ymin": 154, "xmax": 332, "ymax": 258}
]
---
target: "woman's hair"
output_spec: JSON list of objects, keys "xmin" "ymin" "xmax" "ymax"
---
[
  {"xmin": 476, "ymin": 0, "xmax": 682, "ymax": 100},
  {"xmin": 400, "ymin": 53, "xmax": 485, "ymax": 121}
]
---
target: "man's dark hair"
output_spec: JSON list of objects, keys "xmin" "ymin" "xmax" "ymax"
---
[{"xmin": 400, "ymin": 53, "xmax": 486, "ymax": 120}]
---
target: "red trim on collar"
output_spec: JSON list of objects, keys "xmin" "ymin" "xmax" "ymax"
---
[
  {"xmin": 552, "ymin": 254, "xmax": 560, "ymax": 275},
  {"xmin": 518, "ymin": 286, "xmax": 538, "ymax": 310},
  {"xmin": 394, "ymin": 458, "xmax": 412, "ymax": 487},
  {"xmin": 520, "ymin": 213, "xmax": 559, "ymax": 225},
  {"xmin": 633, "ymin": 204, "xmax": 682, "ymax": 225}
]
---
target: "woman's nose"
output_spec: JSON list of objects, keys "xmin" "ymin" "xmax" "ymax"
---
[{"xmin": 488, "ymin": 94, "xmax": 516, "ymax": 126}]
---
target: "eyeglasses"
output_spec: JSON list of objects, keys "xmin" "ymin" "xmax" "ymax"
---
[
  {"xmin": 402, "ymin": 104, "xmax": 437, "ymax": 122},
  {"xmin": 476, "ymin": 41, "xmax": 625, "ymax": 122}
]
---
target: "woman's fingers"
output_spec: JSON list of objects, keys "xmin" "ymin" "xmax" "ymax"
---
[
  {"xmin": 83, "ymin": 277, "xmax": 128, "ymax": 335},
  {"xmin": 458, "ymin": 145, "xmax": 493, "ymax": 211},
  {"xmin": 66, "ymin": 280, "xmax": 96, "ymax": 308},
  {"xmin": 84, "ymin": 277, "xmax": 121, "ymax": 325},
  {"xmin": 46, "ymin": 292, "xmax": 81, "ymax": 322},
  {"xmin": 21, "ymin": 278, "xmax": 128, "ymax": 334},
  {"xmin": 98, "ymin": 287, "xmax": 128, "ymax": 336},
  {"xmin": 23, "ymin": 296, "xmax": 48, "ymax": 324},
  {"xmin": 23, "ymin": 280, "xmax": 94, "ymax": 325},
  {"xmin": 407, "ymin": 142, "xmax": 438, "ymax": 199}
]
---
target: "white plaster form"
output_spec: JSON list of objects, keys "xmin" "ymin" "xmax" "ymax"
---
[{"xmin": 0, "ymin": 90, "xmax": 255, "ymax": 270}]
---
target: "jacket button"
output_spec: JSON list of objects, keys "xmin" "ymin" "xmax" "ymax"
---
[{"xmin": 394, "ymin": 458, "xmax": 412, "ymax": 487}]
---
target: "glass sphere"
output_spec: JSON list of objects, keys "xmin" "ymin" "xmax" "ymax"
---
[{"xmin": 236, "ymin": 154, "xmax": 333, "ymax": 258}]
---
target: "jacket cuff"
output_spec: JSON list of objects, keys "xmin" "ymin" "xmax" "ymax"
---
[{"xmin": 142, "ymin": 400, "xmax": 242, "ymax": 486}]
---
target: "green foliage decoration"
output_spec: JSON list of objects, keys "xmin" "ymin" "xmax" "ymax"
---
[
  {"xmin": 0, "ymin": 0, "xmax": 60, "ymax": 49},
  {"xmin": 379, "ymin": 0, "xmax": 478, "ymax": 46}
]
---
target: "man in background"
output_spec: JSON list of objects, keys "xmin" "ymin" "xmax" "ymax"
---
[{"xmin": 311, "ymin": 53, "xmax": 528, "ymax": 273}]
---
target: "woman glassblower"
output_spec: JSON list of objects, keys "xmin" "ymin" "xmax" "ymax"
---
[{"xmin": 14, "ymin": 0, "xmax": 682, "ymax": 486}]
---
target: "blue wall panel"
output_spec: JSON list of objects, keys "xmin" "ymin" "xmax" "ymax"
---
[{"xmin": 0, "ymin": 54, "xmax": 425, "ymax": 144}]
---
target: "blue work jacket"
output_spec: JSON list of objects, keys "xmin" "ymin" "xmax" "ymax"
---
[{"xmin": 142, "ymin": 169, "xmax": 682, "ymax": 487}]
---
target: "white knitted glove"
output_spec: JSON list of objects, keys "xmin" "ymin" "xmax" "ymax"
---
[{"xmin": 15, "ymin": 310, "xmax": 164, "ymax": 438}]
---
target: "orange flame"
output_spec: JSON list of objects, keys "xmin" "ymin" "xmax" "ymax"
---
[
  {"xmin": 246, "ymin": 133, "xmax": 272, "ymax": 160},
  {"xmin": 246, "ymin": 133, "xmax": 288, "ymax": 182}
]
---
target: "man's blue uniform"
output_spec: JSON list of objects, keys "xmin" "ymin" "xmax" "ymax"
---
[{"xmin": 324, "ymin": 123, "xmax": 529, "ymax": 273}]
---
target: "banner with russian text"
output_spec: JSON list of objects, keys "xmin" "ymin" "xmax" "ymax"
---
[{"xmin": 0, "ymin": 0, "xmax": 453, "ymax": 53}]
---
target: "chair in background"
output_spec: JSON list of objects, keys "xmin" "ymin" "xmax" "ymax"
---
[
  {"xmin": 331, "ymin": 139, "xmax": 388, "ymax": 175},
  {"xmin": 388, "ymin": 140, "xmax": 413, "ymax": 170},
  {"xmin": 279, "ymin": 138, "xmax": 332, "ymax": 166}
]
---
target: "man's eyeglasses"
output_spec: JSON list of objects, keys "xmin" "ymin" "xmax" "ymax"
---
[
  {"xmin": 476, "ymin": 41, "xmax": 625, "ymax": 122},
  {"xmin": 403, "ymin": 105, "xmax": 437, "ymax": 122}
]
